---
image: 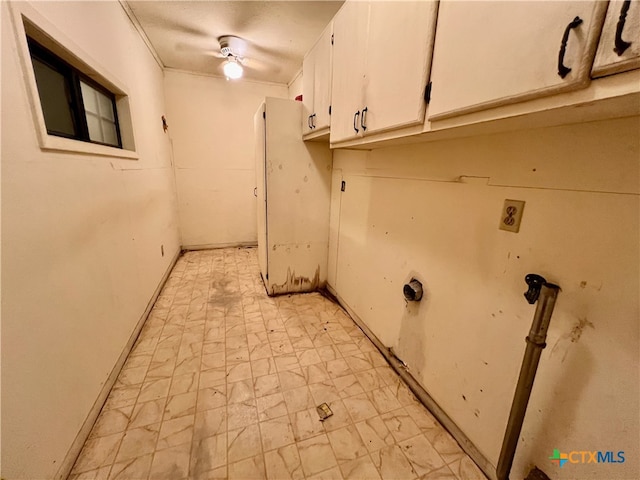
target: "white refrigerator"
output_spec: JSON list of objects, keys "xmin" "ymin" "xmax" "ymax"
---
[{"xmin": 254, "ymin": 97, "xmax": 332, "ymax": 296}]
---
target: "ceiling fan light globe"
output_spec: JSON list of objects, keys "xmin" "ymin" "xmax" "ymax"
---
[{"xmin": 223, "ymin": 60, "xmax": 243, "ymax": 79}]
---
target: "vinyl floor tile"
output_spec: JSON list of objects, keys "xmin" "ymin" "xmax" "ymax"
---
[{"xmin": 70, "ymin": 248, "xmax": 485, "ymax": 480}]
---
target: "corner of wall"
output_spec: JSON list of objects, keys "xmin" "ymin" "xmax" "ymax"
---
[{"xmin": 287, "ymin": 68, "xmax": 303, "ymax": 100}]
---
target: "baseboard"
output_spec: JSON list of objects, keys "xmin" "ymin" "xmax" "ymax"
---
[
  {"xmin": 55, "ymin": 248, "xmax": 181, "ymax": 480},
  {"xmin": 325, "ymin": 284, "xmax": 497, "ymax": 480},
  {"xmin": 182, "ymin": 241, "xmax": 257, "ymax": 251}
]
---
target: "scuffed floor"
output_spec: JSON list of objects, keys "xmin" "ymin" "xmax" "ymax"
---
[{"xmin": 70, "ymin": 248, "xmax": 486, "ymax": 480}]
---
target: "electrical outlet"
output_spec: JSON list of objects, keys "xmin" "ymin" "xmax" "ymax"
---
[{"xmin": 499, "ymin": 199, "xmax": 525, "ymax": 233}]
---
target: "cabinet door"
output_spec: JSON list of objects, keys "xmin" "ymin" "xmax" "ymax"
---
[
  {"xmin": 428, "ymin": 1, "xmax": 608, "ymax": 121},
  {"xmin": 363, "ymin": 1, "xmax": 438, "ymax": 135},
  {"xmin": 313, "ymin": 22, "xmax": 333, "ymax": 131},
  {"xmin": 593, "ymin": 0, "xmax": 640, "ymax": 77},
  {"xmin": 254, "ymin": 103, "xmax": 268, "ymax": 281},
  {"xmin": 330, "ymin": 0, "xmax": 368, "ymax": 143},
  {"xmin": 302, "ymin": 52, "xmax": 315, "ymax": 135}
]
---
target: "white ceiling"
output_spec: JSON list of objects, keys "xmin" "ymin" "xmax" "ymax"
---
[{"xmin": 126, "ymin": 1, "xmax": 344, "ymax": 84}]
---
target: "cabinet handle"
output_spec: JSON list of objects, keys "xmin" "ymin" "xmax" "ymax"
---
[
  {"xmin": 614, "ymin": 0, "xmax": 632, "ymax": 56},
  {"xmin": 353, "ymin": 111, "xmax": 360, "ymax": 133},
  {"xmin": 361, "ymin": 107, "xmax": 368, "ymax": 131},
  {"xmin": 254, "ymin": 187, "xmax": 257, "ymax": 197},
  {"xmin": 312, "ymin": 113, "xmax": 316, "ymax": 129},
  {"xmin": 557, "ymin": 16, "xmax": 583, "ymax": 78}
]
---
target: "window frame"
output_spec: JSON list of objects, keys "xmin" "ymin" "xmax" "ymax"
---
[
  {"xmin": 8, "ymin": 1, "xmax": 138, "ymax": 159},
  {"xmin": 27, "ymin": 37, "xmax": 123, "ymax": 149}
]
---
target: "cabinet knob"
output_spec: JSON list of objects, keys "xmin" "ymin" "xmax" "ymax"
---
[
  {"xmin": 614, "ymin": 0, "xmax": 632, "ymax": 56},
  {"xmin": 353, "ymin": 111, "xmax": 360, "ymax": 133},
  {"xmin": 557, "ymin": 16, "xmax": 583, "ymax": 78}
]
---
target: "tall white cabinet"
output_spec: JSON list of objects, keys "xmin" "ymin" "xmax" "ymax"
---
[{"xmin": 254, "ymin": 98, "xmax": 332, "ymax": 296}]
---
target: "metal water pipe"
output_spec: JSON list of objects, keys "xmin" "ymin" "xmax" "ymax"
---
[{"xmin": 496, "ymin": 274, "xmax": 561, "ymax": 480}]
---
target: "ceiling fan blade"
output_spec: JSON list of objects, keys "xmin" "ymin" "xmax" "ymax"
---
[{"xmin": 240, "ymin": 57, "xmax": 274, "ymax": 73}]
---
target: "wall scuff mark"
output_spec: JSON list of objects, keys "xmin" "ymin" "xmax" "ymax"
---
[
  {"xmin": 270, "ymin": 265, "xmax": 320, "ymax": 295},
  {"xmin": 550, "ymin": 317, "xmax": 595, "ymax": 362},
  {"xmin": 389, "ymin": 347, "xmax": 410, "ymax": 371}
]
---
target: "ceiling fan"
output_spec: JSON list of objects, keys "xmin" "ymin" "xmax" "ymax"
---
[
  {"xmin": 217, "ymin": 35, "xmax": 247, "ymax": 79},
  {"xmin": 174, "ymin": 33, "xmax": 278, "ymax": 81}
]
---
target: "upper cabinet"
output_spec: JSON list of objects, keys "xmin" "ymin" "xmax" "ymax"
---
[
  {"xmin": 592, "ymin": 0, "xmax": 640, "ymax": 78},
  {"xmin": 306, "ymin": 0, "xmax": 638, "ymax": 150},
  {"xmin": 302, "ymin": 48, "xmax": 315, "ymax": 135},
  {"xmin": 302, "ymin": 22, "xmax": 333, "ymax": 139},
  {"xmin": 329, "ymin": 1, "xmax": 369, "ymax": 143},
  {"xmin": 330, "ymin": 0, "xmax": 439, "ymax": 144},
  {"xmin": 428, "ymin": 1, "xmax": 609, "ymax": 121}
]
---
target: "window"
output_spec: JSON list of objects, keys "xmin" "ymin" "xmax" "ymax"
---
[{"xmin": 27, "ymin": 38, "xmax": 122, "ymax": 148}]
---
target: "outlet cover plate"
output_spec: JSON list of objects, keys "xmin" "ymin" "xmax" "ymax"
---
[{"xmin": 499, "ymin": 199, "xmax": 525, "ymax": 233}]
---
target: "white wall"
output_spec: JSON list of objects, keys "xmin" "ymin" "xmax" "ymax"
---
[
  {"xmin": 163, "ymin": 70, "xmax": 287, "ymax": 248},
  {"xmin": 288, "ymin": 69, "xmax": 303, "ymax": 100},
  {"xmin": 1, "ymin": 2, "xmax": 180, "ymax": 478},
  {"xmin": 329, "ymin": 117, "xmax": 639, "ymax": 480}
]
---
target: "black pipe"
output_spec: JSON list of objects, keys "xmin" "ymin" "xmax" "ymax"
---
[{"xmin": 497, "ymin": 275, "xmax": 560, "ymax": 480}]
